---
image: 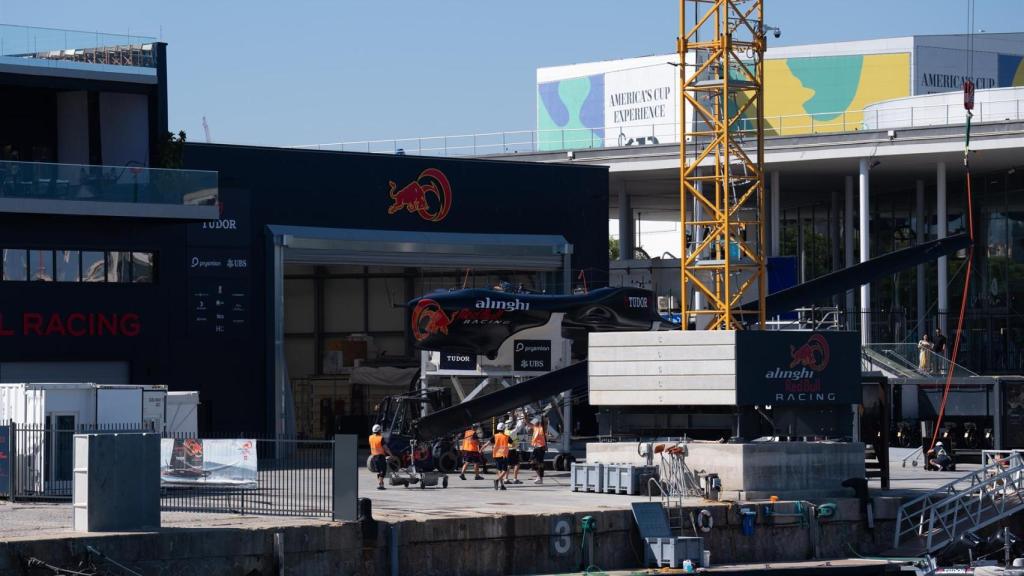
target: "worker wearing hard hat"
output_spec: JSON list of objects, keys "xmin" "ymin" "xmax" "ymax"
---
[
  {"xmin": 369, "ymin": 424, "xmax": 389, "ymax": 490},
  {"xmin": 927, "ymin": 441, "xmax": 954, "ymax": 471},
  {"xmin": 459, "ymin": 427, "xmax": 485, "ymax": 481},
  {"xmin": 506, "ymin": 418, "xmax": 524, "ymax": 484},
  {"xmin": 492, "ymin": 421, "xmax": 511, "ymax": 490},
  {"xmin": 530, "ymin": 416, "xmax": 548, "ymax": 484}
]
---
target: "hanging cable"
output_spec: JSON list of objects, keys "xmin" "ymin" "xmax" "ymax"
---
[{"xmin": 927, "ymin": 27, "xmax": 977, "ymax": 453}]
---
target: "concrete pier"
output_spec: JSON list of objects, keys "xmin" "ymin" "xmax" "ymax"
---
[
  {"xmin": 1, "ymin": 468, "xmax": 906, "ymax": 576},
  {"xmin": 587, "ymin": 442, "xmax": 867, "ymax": 499}
]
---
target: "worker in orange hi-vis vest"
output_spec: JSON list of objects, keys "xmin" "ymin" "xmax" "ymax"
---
[
  {"xmin": 491, "ymin": 421, "xmax": 511, "ymax": 491},
  {"xmin": 529, "ymin": 416, "xmax": 548, "ymax": 485},
  {"xmin": 369, "ymin": 424, "xmax": 389, "ymax": 490},
  {"xmin": 459, "ymin": 427, "xmax": 484, "ymax": 481}
]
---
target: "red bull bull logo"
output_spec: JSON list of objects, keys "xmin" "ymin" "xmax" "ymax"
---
[
  {"xmin": 387, "ymin": 168, "xmax": 452, "ymax": 222},
  {"xmin": 411, "ymin": 299, "xmax": 459, "ymax": 342},
  {"xmin": 788, "ymin": 333, "xmax": 830, "ymax": 372}
]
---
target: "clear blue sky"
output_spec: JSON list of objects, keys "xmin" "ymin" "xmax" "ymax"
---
[{"xmin": 2, "ymin": 0, "xmax": 1019, "ymax": 146}]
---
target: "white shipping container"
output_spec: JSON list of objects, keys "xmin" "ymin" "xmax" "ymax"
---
[{"xmin": 0, "ymin": 383, "xmax": 199, "ymax": 497}]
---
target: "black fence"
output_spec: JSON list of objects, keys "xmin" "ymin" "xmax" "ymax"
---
[
  {"xmin": 160, "ymin": 434, "xmax": 334, "ymax": 517},
  {"xmin": 0, "ymin": 423, "xmax": 337, "ymax": 518},
  {"xmin": 0, "ymin": 422, "xmax": 151, "ymax": 501}
]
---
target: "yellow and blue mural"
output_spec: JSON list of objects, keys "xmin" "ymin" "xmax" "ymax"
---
[
  {"xmin": 537, "ymin": 49, "xmax": 1024, "ymax": 147},
  {"xmin": 537, "ymin": 74, "xmax": 605, "ymax": 151},
  {"xmin": 762, "ymin": 53, "xmax": 911, "ymax": 135},
  {"xmin": 999, "ymin": 54, "xmax": 1024, "ymax": 87}
]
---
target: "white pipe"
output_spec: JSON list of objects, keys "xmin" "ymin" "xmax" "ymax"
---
[
  {"xmin": 770, "ymin": 172, "xmax": 780, "ymax": 257},
  {"xmin": 916, "ymin": 180, "xmax": 925, "ymax": 336},
  {"xmin": 617, "ymin": 183, "xmax": 632, "ymax": 261},
  {"xmin": 845, "ymin": 175, "xmax": 855, "ymax": 322},
  {"xmin": 937, "ymin": 162, "xmax": 948, "ymax": 336},
  {"xmin": 859, "ymin": 159, "xmax": 870, "ymax": 346}
]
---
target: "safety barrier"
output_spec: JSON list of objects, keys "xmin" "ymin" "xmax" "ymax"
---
[
  {"xmin": 0, "ymin": 421, "xmax": 151, "ymax": 501},
  {"xmin": 159, "ymin": 434, "xmax": 334, "ymax": 518},
  {"xmin": 286, "ymin": 97, "xmax": 1024, "ymax": 158},
  {"xmin": 893, "ymin": 452, "xmax": 1024, "ymax": 555},
  {"xmin": 0, "ymin": 423, "xmax": 338, "ymax": 519}
]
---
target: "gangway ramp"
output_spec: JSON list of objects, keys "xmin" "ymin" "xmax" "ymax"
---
[{"xmin": 889, "ymin": 452, "xmax": 1024, "ymax": 557}]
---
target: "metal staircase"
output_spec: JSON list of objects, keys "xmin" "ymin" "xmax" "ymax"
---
[
  {"xmin": 891, "ymin": 452, "xmax": 1024, "ymax": 557},
  {"xmin": 862, "ymin": 343, "xmax": 979, "ymax": 381}
]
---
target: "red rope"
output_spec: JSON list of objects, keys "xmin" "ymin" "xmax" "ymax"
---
[{"xmin": 927, "ymin": 170, "xmax": 975, "ymax": 453}]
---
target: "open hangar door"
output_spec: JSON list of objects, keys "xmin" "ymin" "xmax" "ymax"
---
[{"xmin": 270, "ymin": 226, "xmax": 573, "ymax": 440}]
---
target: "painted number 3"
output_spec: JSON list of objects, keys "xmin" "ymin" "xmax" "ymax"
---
[{"xmin": 552, "ymin": 518, "xmax": 571, "ymax": 556}]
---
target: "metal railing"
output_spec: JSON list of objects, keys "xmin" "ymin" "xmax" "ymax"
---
[
  {"xmin": 0, "ymin": 24, "xmax": 157, "ymax": 68},
  {"xmin": 0, "ymin": 423, "xmax": 336, "ymax": 518},
  {"xmin": 288, "ymin": 97, "xmax": 1024, "ymax": 157},
  {"xmin": 0, "ymin": 160, "xmax": 218, "ymax": 207},
  {"xmin": 864, "ymin": 343, "xmax": 978, "ymax": 378},
  {"xmin": 160, "ymin": 434, "xmax": 334, "ymax": 518},
  {"xmin": 765, "ymin": 306, "xmax": 844, "ymax": 331},
  {"xmin": 893, "ymin": 452, "xmax": 1024, "ymax": 554},
  {"xmin": 1, "ymin": 422, "xmax": 154, "ymax": 501}
]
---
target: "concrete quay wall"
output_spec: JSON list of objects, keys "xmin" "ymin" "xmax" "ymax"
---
[{"xmin": 1, "ymin": 498, "xmax": 899, "ymax": 576}]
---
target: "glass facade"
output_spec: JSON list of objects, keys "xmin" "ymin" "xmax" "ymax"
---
[
  {"xmin": 0, "ymin": 249, "xmax": 154, "ymax": 284},
  {"xmin": 778, "ymin": 169, "xmax": 1024, "ymax": 375}
]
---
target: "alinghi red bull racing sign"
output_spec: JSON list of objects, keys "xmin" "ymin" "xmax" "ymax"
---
[{"xmin": 735, "ymin": 331, "xmax": 861, "ymax": 405}]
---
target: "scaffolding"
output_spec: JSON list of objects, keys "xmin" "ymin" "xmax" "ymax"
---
[{"xmin": 678, "ymin": 0, "xmax": 766, "ymax": 330}]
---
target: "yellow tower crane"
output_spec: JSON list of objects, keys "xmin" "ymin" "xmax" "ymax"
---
[{"xmin": 678, "ymin": 0, "xmax": 767, "ymax": 330}]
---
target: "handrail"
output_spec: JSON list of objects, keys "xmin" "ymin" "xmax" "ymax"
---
[
  {"xmin": 893, "ymin": 453, "xmax": 1024, "ymax": 553},
  {"xmin": 863, "ymin": 343, "xmax": 978, "ymax": 378},
  {"xmin": 287, "ymin": 96, "xmax": 1024, "ymax": 157}
]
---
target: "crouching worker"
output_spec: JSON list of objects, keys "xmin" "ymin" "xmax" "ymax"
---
[
  {"xmin": 927, "ymin": 441, "xmax": 954, "ymax": 471},
  {"xmin": 369, "ymin": 424, "xmax": 389, "ymax": 490},
  {"xmin": 459, "ymin": 428, "xmax": 484, "ymax": 480}
]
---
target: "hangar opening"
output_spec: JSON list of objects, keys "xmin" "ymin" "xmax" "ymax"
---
[{"xmin": 270, "ymin": 226, "xmax": 573, "ymax": 439}]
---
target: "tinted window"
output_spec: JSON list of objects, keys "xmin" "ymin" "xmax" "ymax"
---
[
  {"xmin": 131, "ymin": 252, "xmax": 154, "ymax": 283},
  {"xmin": 3, "ymin": 249, "xmax": 27, "ymax": 280},
  {"xmin": 108, "ymin": 251, "xmax": 132, "ymax": 283},
  {"xmin": 29, "ymin": 250, "xmax": 54, "ymax": 281},
  {"xmin": 82, "ymin": 251, "xmax": 106, "ymax": 282},
  {"xmin": 57, "ymin": 250, "xmax": 81, "ymax": 282}
]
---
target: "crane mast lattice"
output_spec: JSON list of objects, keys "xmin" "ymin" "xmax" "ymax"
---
[{"xmin": 678, "ymin": 0, "xmax": 767, "ymax": 330}]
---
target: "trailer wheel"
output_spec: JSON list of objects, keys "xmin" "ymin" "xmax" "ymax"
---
[
  {"xmin": 564, "ymin": 453, "xmax": 576, "ymax": 469},
  {"xmin": 436, "ymin": 450, "xmax": 459, "ymax": 474},
  {"xmin": 366, "ymin": 455, "xmax": 378, "ymax": 473},
  {"xmin": 553, "ymin": 454, "xmax": 566, "ymax": 471}
]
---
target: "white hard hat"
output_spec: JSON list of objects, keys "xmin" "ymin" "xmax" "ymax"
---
[
  {"xmin": 372, "ymin": 424, "xmax": 382, "ymax": 433},
  {"xmin": 935, "ymin": 441, "xmax": 943, "ymax": 447},
  {"xmin": 496, "ymin": 422, "xmax": 505, "ymax": 431}
]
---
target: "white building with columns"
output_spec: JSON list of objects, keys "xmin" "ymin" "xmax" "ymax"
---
[{"xmin": 504, "ymin": 82, "xmax": 1024, "ymax": 374}]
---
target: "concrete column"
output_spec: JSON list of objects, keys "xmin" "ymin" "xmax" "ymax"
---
[
  {"xmin": 770, "ymin": 172, "xmax": 780, "ymax": 257},
  {"xmin": 916, "ymin": 179, "xmax": 926, "ymax": 337},
  {"xmin": 859, "ymin": 159, "xmax": 871, "ymax": 346},
  {"xmin": 844, "ymin": 175, "xmax": 855, "ymax": 318},
  {"xmin": 617, "ymin": 183, "xmax": 633, "ymax": 261},
  {"xmin": 797, "ymin": 208, "xmax": 806, "ymax": 283},
  {"xmin": 830, "ymin": 189, "xmax": 841, "ymax": 272},
  {"xmin": 936, "ymin": 162, "xmax": 948, "ymax": 335}
]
